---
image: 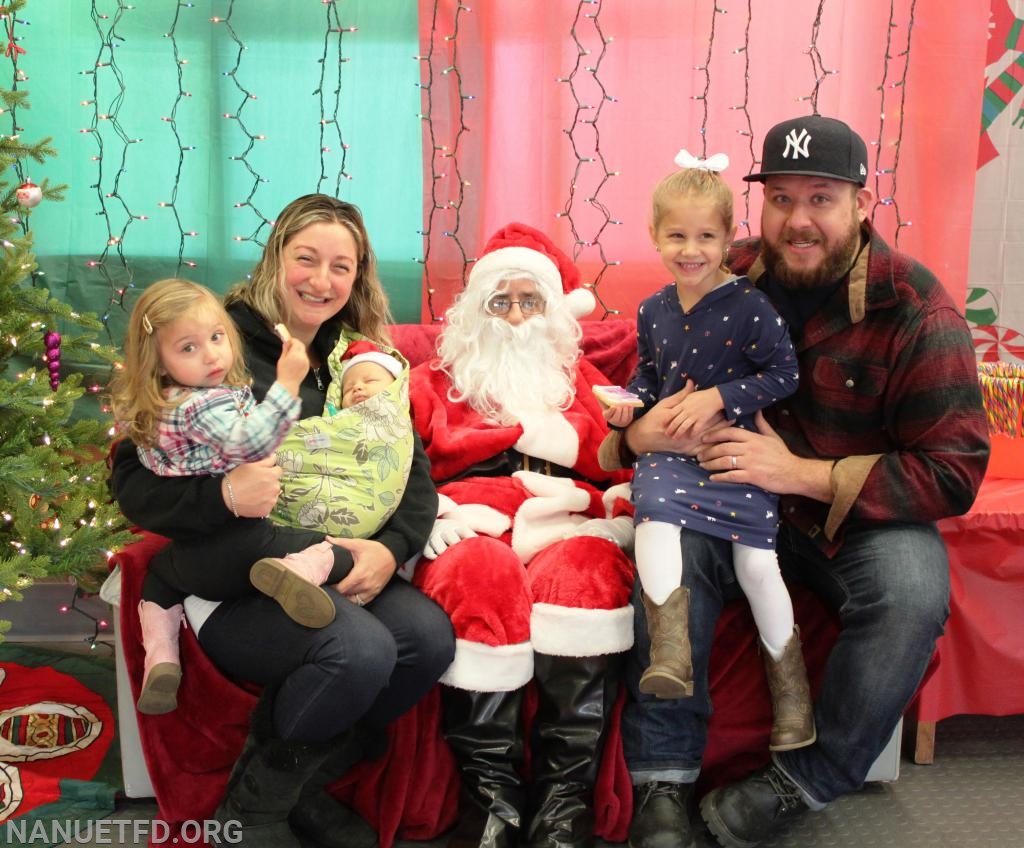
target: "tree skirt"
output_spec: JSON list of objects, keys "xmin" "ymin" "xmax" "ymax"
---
[{"xmin": 0, "ymin": 644, "xmax": 120, "ymax": 845}]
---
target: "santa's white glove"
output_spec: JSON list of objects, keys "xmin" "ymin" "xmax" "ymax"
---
[
  {"xmin": 567, "ymin": 515, "xmax": 635, "ymax": 551},
  {"xmin": 442, "ymin": 503, "xmax": 511, "ymax": 537},
  {"xmin": 424, "ymin": 518, "xmax": 477, "ymax": 559},
  {"xmin": 435, "ymin": 493, "xmax": 511, "ymax": 538}
]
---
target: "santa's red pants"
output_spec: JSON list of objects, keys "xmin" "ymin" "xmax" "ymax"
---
[{"xmin": 414, "ymin": 533, "xmax": 634, "ymax": 691}]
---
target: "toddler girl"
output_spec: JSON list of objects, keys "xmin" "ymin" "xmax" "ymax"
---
[
  {"xmin": 602, "ymin": 153, "xmax": 814, "ymax": 751},
  {"xmin": 110, "ymin": 279, "xmax": 345, "ymax": 714}
]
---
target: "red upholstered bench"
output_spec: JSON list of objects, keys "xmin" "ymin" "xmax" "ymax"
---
[{"xmin": 110, "ymin": 321, "xmax": 848, "ymax": 847}]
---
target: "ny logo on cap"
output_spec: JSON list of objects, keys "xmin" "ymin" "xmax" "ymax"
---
[{"xmin": 782, "ymin": 128, "xmax": 812, "ymax": 160}]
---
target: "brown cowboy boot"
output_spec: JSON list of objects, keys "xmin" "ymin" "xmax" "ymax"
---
[
  {"xmin": 639, "ymin": 587, "xmax": 693, "ymax": 699},
  {"xmin": 762, "ymin": 627, "xmax": 816, "ymax": 751}
]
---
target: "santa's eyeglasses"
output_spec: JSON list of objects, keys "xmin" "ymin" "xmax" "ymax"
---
[{"xmin": 484, "ymin": 294, "xmax": 546, "ymax": 317}]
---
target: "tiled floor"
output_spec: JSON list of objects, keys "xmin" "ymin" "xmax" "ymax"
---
[
  {"xmin": 52, "ymin": 713, "xmax": 1024, "ymax": 848},
  {"xmin": 6, "ymin": 630, "xmax": 1023, "ymax": 848}
]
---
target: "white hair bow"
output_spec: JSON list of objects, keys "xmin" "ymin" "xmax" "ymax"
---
[{"xmin": 674, "ymin": 149, "xmax": 729, "ymax": 172}]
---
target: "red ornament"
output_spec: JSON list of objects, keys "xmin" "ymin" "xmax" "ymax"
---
[{"xmin": 16, "ymin": 180, "xmax": 42, "ymax": 208}]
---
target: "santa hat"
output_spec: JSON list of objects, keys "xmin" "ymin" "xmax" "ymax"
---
[
  {"xmin": 467, "ymin": 222, "xmax": 597, "ymax": 319},
  {"xmin": 340, "ymin": 340, "xmax": 403, "ymax": 379}
]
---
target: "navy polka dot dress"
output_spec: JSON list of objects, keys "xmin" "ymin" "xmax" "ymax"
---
[{"xmin": 629, "ymin": 277, "xmax": 798, "ymax": 550}]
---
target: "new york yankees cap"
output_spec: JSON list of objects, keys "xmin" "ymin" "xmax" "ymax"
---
[{"xmin": 743, "ymin": 115, "xmax": 869, "ymax": 186}]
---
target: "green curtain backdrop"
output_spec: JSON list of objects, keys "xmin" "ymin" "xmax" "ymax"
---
[
  {"xmin": 22, "ymin": 1, "xmax": 425, "ymax": 337},
  {"xmin": 16, "ymin": 1, "xmax": 991, "ymax": 342}
]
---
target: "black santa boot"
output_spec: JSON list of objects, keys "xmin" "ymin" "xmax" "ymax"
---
[
  {"xmin": 442, "ymin": 685, "xmax": 529, "ymax": 848},
  {"xmin": 526, "ymin": 653, "xmax": 622, "ymax": 848}
]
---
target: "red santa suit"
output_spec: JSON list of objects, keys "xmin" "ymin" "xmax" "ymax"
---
[
  {"xmin": 407, "ymin": 220, "xmax": 637, "ymax": 848},
  {"xmin": 410, "ymin": 358, "xmax": 635, "ymax": 691}
]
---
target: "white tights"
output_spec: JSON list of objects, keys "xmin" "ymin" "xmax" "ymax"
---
[{"xmin": 634, "ymin": 520, "xmax": 794, "ymax": 659}]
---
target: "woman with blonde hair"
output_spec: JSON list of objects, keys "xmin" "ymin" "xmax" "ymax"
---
[{"xmin": 109, "ymin": 195, "xmax": 453, "ymax": 848}]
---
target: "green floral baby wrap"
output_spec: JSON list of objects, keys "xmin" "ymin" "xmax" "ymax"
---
[{"xmin": 272, "ymin": 328, "xmax": 414, "ymax": 538}]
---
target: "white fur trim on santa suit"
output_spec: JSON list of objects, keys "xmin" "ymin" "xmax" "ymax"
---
[
  {"xmin": 564, "ymin": 286, "xmax": 597, "ymax": 320},
  {"xmin": 510, "ymin": 476, "xmax": 593, "ymax": 564},
  {"xmin": 512, "ymin": 406, "xmax": 580, "ymax": 470},
  {"xmin": 439, "ymin": 638, "xmax": 535, "ymax": 692},
  {"xmin": 467, "ymin": 245, "xmax": 597, "ymax": 320},
  {"xmin": 513, "ymin": 470, "xmax": 581, "ymax": 498},
  {"xmin": 530, "ymin": 603, "xmax": 634, "ymax": 657},
  {"xmin": 412, "ymin": 359, "xmax": 618, "ymax": 486},
  {"xmin": 602, "ymin": 482, "xmax": 633, "ymax": 515},
  {"xmin": 470, "ymin": 245, "xmax": 560, "ymax": 296}
]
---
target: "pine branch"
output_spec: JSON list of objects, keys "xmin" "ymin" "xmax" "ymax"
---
[{"xmin": 0, "ymin": 11, "xmax": 136, "ymax": 638}]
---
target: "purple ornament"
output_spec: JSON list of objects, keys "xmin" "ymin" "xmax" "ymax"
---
[{"xmin": 43, "ymin": 328, "xmax": 62, "ymax": 390}]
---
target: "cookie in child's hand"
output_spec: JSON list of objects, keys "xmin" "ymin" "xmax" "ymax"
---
[
  {"xmin": 592, "ymin": 385, "xmax": 644, "ymax": 407},
  {"xmin": 274, "ymin": 323, "xmax": 291, "ymax": 342}
]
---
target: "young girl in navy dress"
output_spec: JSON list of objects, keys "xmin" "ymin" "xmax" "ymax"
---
[{"xmin": 602, "ymin": 153, "xmax": 815, "ymax": 751}]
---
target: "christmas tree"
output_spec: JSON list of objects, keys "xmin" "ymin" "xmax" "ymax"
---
[{"xmin": 0, "ymin": 0, "xmax": 133, "ymax": 639}]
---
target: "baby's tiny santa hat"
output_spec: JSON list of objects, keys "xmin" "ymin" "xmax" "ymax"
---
[
  {"xmin": 467, "ymin": 222, "xmax": 596, "ymax": 319},
  {"xmin": 341, "ymin": 340, "xmax": 403, "ymax": 379}
]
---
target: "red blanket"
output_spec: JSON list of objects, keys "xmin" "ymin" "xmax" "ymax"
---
[
  {"xmin": 112, "ymin": 321, "xmax": 841, "ymax": 846},
  {"xmin": 114, "ymin": 530, "xmax": 838, "ymax": 847}
]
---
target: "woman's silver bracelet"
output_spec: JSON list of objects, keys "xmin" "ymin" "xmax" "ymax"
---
[{"xmin": 224, "ymin": 474, "xmax": 240, "ymax": 518}]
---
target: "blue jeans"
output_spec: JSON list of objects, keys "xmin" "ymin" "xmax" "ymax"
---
[
  {"xmin": 199, "ymin": 577, "xmax": 455, "ymax": 744},
  {"xmin": 621, "ymin": 522, "xmax": 949, "ymax": 803}
]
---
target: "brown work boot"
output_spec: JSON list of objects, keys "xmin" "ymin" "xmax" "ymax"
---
[
  {"xmin": 639, "ymin": 587, "xmax": 693, "ymax": 699},
  {"xmin": 762, "ymin": 627, "xmax": 816, "ymax": 751}
]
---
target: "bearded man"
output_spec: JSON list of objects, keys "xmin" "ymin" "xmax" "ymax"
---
[
  {"xmin": 409, "ymin": 222, "xmax": 636, "ymax": 848},
  {"xmin": 600, "ymin": 115, "xmax": 990, "ymax": 848}
]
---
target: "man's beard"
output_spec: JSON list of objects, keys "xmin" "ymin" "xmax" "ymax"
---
[
  {"xmin": 762, "ymin": 217, "xmax": 862, "ymax": 290},
  {"xmin": 438, "ymin": 315, "xmax": 579, "ymax": 426}
]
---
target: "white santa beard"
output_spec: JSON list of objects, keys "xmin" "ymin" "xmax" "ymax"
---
[{"xmin": 445, "ymin": 316, "xmax": 577, "ymax": 426}]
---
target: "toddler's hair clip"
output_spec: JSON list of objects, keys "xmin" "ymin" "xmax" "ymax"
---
[
  {"xmin": 675, "ymin": 149, "xmax": 729, "ymax": 172},
  {"xmin": 142, "ymin": 314, "xmax": 154, "ymax": 335}
]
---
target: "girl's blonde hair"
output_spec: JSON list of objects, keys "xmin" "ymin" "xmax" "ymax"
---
[
  {"xmin": 651, "ymin": 168, "xmax": 735, "ymax": 271},
  {"xmin": 108, "ymin": 278, "xmax": 249, "ymax": 448},
  {"xmin": 224, "ymin": 193, "xmax": 394, "ymax": 346}
]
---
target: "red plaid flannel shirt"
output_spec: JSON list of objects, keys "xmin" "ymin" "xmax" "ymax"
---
[{"xmin": 728, "ymin": 223, "xmax": 990, "ymax": 556}]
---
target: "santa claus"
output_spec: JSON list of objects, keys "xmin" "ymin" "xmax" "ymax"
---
[{"xmin": 409, "ymin": 222, "xmax": 636, "ymax": 848}]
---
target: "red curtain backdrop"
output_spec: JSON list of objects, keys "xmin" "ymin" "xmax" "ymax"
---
[{"xmin": 418, "ymin": 0, "xmax": 989, "ymax": 324}]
